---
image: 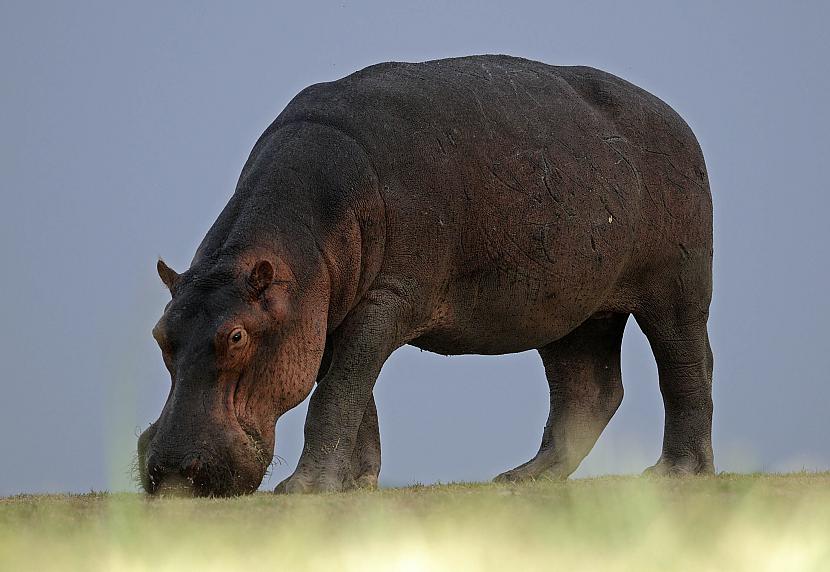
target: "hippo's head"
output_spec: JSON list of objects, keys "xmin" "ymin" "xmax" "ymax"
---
[{"xmin": 137, "ymin": 255, "xmax": 325, "ymax": 497}]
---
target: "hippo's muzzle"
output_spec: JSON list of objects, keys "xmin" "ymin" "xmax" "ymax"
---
[{"xmin": 137, "ymin": 418, "xmax": 271, "ymax": 497}]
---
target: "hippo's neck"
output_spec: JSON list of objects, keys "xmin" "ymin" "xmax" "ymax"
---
[{"xmin": 192, "ymin": 120, "xmax": 386, "ymax": 332}]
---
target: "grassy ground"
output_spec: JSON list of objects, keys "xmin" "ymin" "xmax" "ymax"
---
[{"xmin": 1, "ymin": 473, "xmax": 829, "ymax": 571}]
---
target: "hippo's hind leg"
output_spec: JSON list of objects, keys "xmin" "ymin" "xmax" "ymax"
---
[
  {"xmin": 636, "ymin": 278, "xmax": 714, "ymax": 475},
  {"xmin": 495, "ymin": 313, "xmax": 628, "ymax": 482}
]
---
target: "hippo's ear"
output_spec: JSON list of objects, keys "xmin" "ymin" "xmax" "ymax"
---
[
  {"xmin": 247, "ymin": 260, "xmax": 274, "ymax": 297},
  {"xmin": 157, "ymin": 259, "xmax": 180, "ymax": 291}
]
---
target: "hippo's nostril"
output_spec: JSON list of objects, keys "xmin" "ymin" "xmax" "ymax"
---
[{"xmin": 181, "ymin": 458, "xmax": 202, "ymax": 481}]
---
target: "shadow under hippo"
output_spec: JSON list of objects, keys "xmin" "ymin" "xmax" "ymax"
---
[{"xmin": 138, "ymin": 55, "xmax": 714, "ymax": 497}]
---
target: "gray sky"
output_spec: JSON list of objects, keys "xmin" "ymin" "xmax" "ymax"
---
[{"xmin": 1, "ymin": 1, "xmax": 828, "ymax": 495}]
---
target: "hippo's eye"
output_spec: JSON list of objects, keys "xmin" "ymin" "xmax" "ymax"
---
[{"xmin": 229, "ymin": 327, "xmax": 246, "ymax": 346}]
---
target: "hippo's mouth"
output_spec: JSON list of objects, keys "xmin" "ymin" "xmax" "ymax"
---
[
  {"xmin": 136, "ymin": 422, "xmax": 158, "ymax": 491},
  {"xmin": 238, "ymin": 419, "xmax": 271, "ymax": 470},
  {"xmin": 229, "ymin": 374, "xmax": 272, "ymax": 470}
]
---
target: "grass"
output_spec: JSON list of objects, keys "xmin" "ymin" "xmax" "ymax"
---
[{"xmin": 1, "ymin": 473, "xmax": 829, "ymax": 571}]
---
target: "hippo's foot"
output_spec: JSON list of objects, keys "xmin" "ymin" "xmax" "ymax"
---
[
  {"xmin": 643, "ymin": 454, "xmax": 715, "ymax": 477},
  {"xmin": 274, "ymin": 464, "xmax": 379, "ymax": 494},
  {"xmin": 274, "ymin": 466, "xmax": 344, "ymax": 494},
  {"xmin": 353, "ymin": 471, "xmax": 379, "ymax": 490},
  {"xmin": 493, "ymin": 455, "xmax": 570, "ymax": 483}
]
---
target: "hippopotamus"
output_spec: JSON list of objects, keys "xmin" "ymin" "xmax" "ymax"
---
[{"xmin": 137, "ymin": 55, "xmax": 714, "ymax": 496}]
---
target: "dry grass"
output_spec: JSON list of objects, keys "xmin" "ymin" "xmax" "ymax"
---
[{"xmin": 1, "ymin": 473, "xmax": 829, "ymax": 571}]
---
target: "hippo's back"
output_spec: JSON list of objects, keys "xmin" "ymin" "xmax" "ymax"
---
[
  {"xmin": 274, "ymin": 54, "xmax": 710, "ymax": 250},
  {"xmin": 269, "ymin": 55, "xmax": 712, "ymax": 353}
]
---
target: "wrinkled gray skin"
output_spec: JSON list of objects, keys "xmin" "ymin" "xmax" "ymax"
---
[{"xmin": 139, "ymin": 55, "xmax": 714, "ymax": 496}]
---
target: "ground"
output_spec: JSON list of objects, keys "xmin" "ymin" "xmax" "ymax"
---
[{"xmin": 1, "ymin": 473, "xmax": 828, "ymax": 571}]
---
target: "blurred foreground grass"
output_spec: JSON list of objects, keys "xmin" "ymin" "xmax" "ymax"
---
[{"xmin": 1, "ymin": 473, "xmax": 829, "ymax": 571}]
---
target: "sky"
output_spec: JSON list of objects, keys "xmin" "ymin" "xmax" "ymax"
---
[{"xmin": 1, "ymin": 1, "xmax": 828, "ymax": 495}]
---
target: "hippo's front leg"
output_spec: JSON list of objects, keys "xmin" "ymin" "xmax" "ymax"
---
[
  {"xmin": 350, "ymin": 396, "xmax": 381, "ymax": 489},
  {"xmin": 275, "ymin": 291, "xmax": 406, "ymax": 494}
]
